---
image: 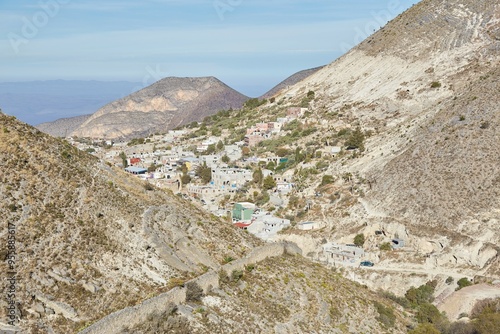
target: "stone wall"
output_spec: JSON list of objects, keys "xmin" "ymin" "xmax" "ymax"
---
[{"xmin": 80, "ymin": 242, "xmax": 301, "ymax": 334}]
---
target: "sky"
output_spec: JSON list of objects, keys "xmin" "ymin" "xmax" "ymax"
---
[{"xmin": 1, "ymin": 0, "xmax": 417, "ymax": 97}]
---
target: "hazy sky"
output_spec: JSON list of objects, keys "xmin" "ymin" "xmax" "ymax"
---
[{"xmin": 1, "ymin": 0, "xmax": 417, "ymax": 96}]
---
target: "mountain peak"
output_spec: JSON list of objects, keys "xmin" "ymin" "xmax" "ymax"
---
[{"xmin": 70, "ymin": 76, "xmax": 248, "ymax": 139}]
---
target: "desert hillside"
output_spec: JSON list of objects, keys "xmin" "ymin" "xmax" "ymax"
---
[
  {"xmin": 246, "ymin": 0, "xmax": 499, "ymax": 279},
  {"xmin": 70, "ymin": 76, "xmax": 248, "ymax": 139},
  {"xmin": 37, "ymin": 114, "xmax": 91, "ymax": 138},
  {"xmin": 0, "ymin": 112, "xmax": 260, "ymax": 333}
]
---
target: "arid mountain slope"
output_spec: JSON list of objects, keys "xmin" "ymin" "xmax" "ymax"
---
[
  {"xmin": 36, "ymin": 114, "xmax": 91, "ymax": 137},
  {"xmin": 71, "ymin": 77, "xmax": 248, "ymax": 139},
  {"xmin": 125, "ymin": 255, "xmax": 409, "ymax": 334},
  {"xmin": 274, "ymin": 0, "xmax": 499, "ymax": 276},
  {"xmin": 0, "ymin": 112, "xmax": 259, "ymax": 333}
]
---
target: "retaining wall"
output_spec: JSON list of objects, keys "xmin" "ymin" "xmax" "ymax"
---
[{"xmin": 80, "ymin": 242, "xmax": 301, "ymax": 334}]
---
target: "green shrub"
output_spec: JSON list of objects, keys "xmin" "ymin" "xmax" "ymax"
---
[
  {"xmin": 223, "ymin": 256, "xmax": 235, "ymax": 264},
  {"xmin": 379, "ymin": 242, "xmax": 392, "ymax": 251},
  {"xmin": 405, "ymin": 282, "xmax": 436, "ymax": 306},
  {"xmin": 345, "ymin": 127, "xmax": 365, "ymax": 151},
  {"xmin": 245, "ymin": 264, "xmax": 255, "ymax": 272},
  {"xmin": 378, "ymin": 290, "xmax": 411, "ymax": 308},
  {"xmin": 456, "ymin": 277, "xmax": 472, "ymax": 290},
  {"xmin": 416, "ymin": 303, "xmax": 443, "ymax": 324},
  {"xmin": 373, "ymin": 301, "xmax": 395, "ymax": 328},
  {"xmin": 430, "ymin": 81, "xmax": 442, "ymax": 88},
  {"xmin": 408, "ymin": 323, "xmax": 440, "ymax": 334},
  {"xmin": 354, "ymin": 234, "xmax": 365, "ymax": 247},
  {"xmin": 231, "ymin": 270, "xmax": 243, "ymax": 282},
  {"xmin": 320, "ymin": 175, "xmax": 335, "ymax": 186},
  {"xmin": 263, "ymin": 175, "xmax": 276, "ymax": 190}
]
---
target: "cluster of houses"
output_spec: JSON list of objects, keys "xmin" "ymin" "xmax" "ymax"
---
[
  {"xmin": 244, "ymin": 107, "xmax": 308, "ymax": 147},
  {"xmin": 231, "ymin": 202, "xmax": 291, "ymax": 241},
  {"xmin": 74, "ymin": 111, "xmax": 320, "ymax": 240}
]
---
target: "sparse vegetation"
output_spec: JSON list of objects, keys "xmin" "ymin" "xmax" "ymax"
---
[
  {"xmin": 456, "ymin": 277, "xmax": 472, "ymax": 290},
  {"xmin": 430, "ymin": 81, "xmax": 442, "ymax": 88},
  {"xmin": 185, "ymin": 281, "xmax": 204, "ymax": 302},
  {"xmin": 353, "ymin": 233, "xmax": 365, "ymax": 247},
  {"xmin": 379, "ymin": 242, "xmax": 392, "ymax": 251}
]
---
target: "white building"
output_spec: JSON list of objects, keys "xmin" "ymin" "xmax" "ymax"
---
[
  {"xmin": 297, "ymin": 221, "xmax": 318, "ymax": 230},
  {"xmin": 211, "ymin": 167, "xmax": 252, "ymax": 189},
  {"xmin": 322, "ymin": 243, "xmax": 365, "ymax": 265}
]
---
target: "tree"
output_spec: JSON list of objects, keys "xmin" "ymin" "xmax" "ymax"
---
[
  {"xmin": 181, "ymin": 173, "xmax": 191, "ymax": 185},
  {"xmin": 345, "ymin": 127, "xmax": 365, "ymax": 151},
  {"xmin": 242, "ymin": 146, "xmax": 250, "ymax": 156},
  {"xmin": 475, "ymin": 312, "xmax": 500, "ymax": 334},
  {"xmin": 205, "ymin": 144, "xmax": 216, "ymax": 155},
  {"xmin": 119, "ymin": 151, "xmax": 128, "ymax": 168},
  {"xmin": 456, "ymin": 277, "xmax": 472, "ymax": 290},
  {"xmin": 415, "ymin": 303, "xmax": 445, "ymax": 326},
  {"xmin": 216, "ymin": 140, "xmax": 224, "ymax": 151},
  {"xmin": 276, "ymin": 147, "xmax": 289, "ymax": 157},
  {"xmin": 221, "ymin": 154, "xmax": 230, "ymax": 163},
  {"xmin": 196, "ymin": 162, "xmax": 212, "ymax": 184},
  {"xmin": 263, "ymin": 175, "xmax": 276, "ymax": 190},
  {"xmin": 147, "ymin": 163, "xmax": 157, "ymax": 173},
  {"xmin": 354, "ymin": 234, "xmax": 365, "ymax": 247},
  {"xmin": 266, "ymin": 161, "xmax": 276, "ymax": 171},
  {"xmin": 253, "ymin": 168, "xmax": 263, "ymax": 185}
]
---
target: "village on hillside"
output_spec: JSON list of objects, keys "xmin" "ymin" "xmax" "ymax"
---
[{"xmin": 67, "ymin": 101, "xmax": 407, "ymax": 269}]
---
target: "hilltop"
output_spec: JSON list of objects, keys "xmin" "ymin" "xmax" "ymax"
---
[
  {"xmin": 260, "ymin": 66, "xmax": 325, "ymax": 99},
  {"xmin": 70, "ymin": 77, "xmax": 249, "ymax": 139}
]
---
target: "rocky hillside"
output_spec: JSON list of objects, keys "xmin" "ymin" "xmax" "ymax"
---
[
  {"xmin": 123, "ymin": 254, "xmax": 410, "ymax": 334},
  {"xmin": 71, "ymin": 77, "xmax": 248, "ymax": 139},
  {"xmin": 0, "ymin": 112, "xmax": 260, "ymax": 333},
  {"xmin": 36, "ymin": 114, "xmax": 91, "ymax": 138},
  {"xmin": 263, "ymin": 0, "xmax": 499, "ymax": 278},
  {"xmin": 260, "ymin": 66, "xmax": 325, "ymax": 99}
]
